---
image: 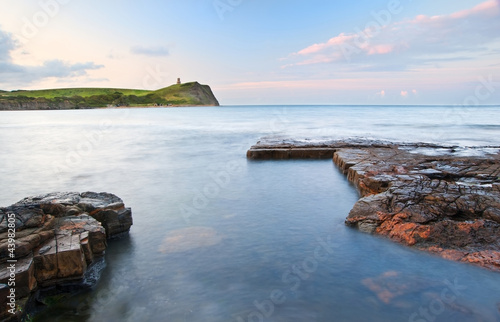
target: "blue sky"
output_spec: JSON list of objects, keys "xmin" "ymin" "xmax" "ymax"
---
[{"xmin": 1, "ymin": 0, "xmax": 499, "ymax": 105}]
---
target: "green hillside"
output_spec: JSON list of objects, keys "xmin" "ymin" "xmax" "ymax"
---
[
  {"xmin": 3, "ymin": 88, "xmax": 150, "ymax": 99},
  {"xmin": 0, "ymin": 82, "xmax": 219, "ymax": 110},
  {"xmin": 152, "ymin": 82, "xmax": 220, "ymax": 106}
]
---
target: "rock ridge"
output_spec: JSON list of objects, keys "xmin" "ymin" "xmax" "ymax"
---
[{"xmin": 247, "ymin": 138, "xmax": 500, "ymax": 272}]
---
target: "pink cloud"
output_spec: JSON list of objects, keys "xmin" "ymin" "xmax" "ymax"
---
[
  {"xmin": 366, "ymin": 44, "xmax": 395, "ymax": 55},
  {"xmin": 407, "ymin": 0, "xmax": 499, "ymax": 29},
  {"xmin": 450, "ymin": 0, "xmax": 499, "ymax": 19},
  {"xmin": 401, "ymin": 90, "xmax": 408, "ymax": 97},
  {"xmin": 284, "ymin": 0, "xmax": 500, "ymax": 68},
  {"xmin": 296, "ymin": 33, "xmax": 356, "ymax": 56},
  {"xmin": 226, "ymin": 79, "xmax": 406, "ymax": 91},
  {"xmin": 297, "ymin": 43, "xmax": 328, "ymax": 56}
]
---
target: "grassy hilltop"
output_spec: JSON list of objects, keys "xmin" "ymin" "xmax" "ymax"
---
[{"xmin": 0, "ymin": 82, "xmax": 220, "ymax": 110}]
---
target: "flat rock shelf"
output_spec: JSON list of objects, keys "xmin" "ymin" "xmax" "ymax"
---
[
  {"xmin": 247, "ymin": 138, "xmax": 500, "ymax": 272},
  {"xmin": 0, "ymin": 192, "xmax": 133, "ymax": 321}
]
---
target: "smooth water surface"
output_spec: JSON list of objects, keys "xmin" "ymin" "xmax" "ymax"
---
[{"xmin": 1, "ymin": 105, "xmax": 500, "ymax": 321}]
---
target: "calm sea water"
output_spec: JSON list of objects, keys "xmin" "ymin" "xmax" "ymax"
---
[{"xmin": 1, "ymin": 105, "xmax": 500, "ymax": 322}]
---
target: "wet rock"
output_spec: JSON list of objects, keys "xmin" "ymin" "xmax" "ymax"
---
[
  {"xmin": 247, "ymin": 139, "xmax": 500, "ymax": 272},
  {"xmin": 0, "ymin": 191, "xmax": 132, "ymax": 320},
  {"xmin": 337, "ymin": 146, "xmax": 500, "ymax": 272},
  {"xmin": 8, "ymin": 192, "xmax": 133, "ymax": 238},
  {"xmin": 0, "ymin": 256, "xmax": 37, "ymax": 299}
]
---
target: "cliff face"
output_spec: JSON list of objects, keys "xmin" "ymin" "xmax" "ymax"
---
[
  {"xmin": 0, "ymin": 99, "xmax": 79, "ymax": 111},
  {"xmin": 187, "ymin": 82, "xmax": 220, "ymax": 106},
  {"xmin": 152, "ymin": 81, "xmax": 220, "ymax": 106}
]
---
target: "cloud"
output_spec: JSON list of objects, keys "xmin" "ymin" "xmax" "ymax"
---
[
  {"xmin": 0, "ymin": 28, "xmax": 17, "ymax": 63},
  {"xmin": 28, "ymin": 60, "xmax": 103, "ymax": 78},
  {"xmin": 376, "ymin": 90, "xmax": 386, "ymax": 98},
  {"xmin": 224, "ymin": 78, "xmax": 416, "ymax": 91},
  {"xmin": 130, "ymin": 45, "xmax": 169, "ymax": 57},
  {"xmin": 0, "ymin": 26, "xmax": 103, "ymax": 88},
  {"xmin": 401, "ymin": 90, "xmax": 408, "ymax": 97},
  {"xmin": 283, "ymin": 0, "xmax": 500, "ymax": 69}
]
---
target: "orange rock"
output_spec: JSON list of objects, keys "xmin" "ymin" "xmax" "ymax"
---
[
  {"xmin": 463, "ymin": 251, "xmax": 500, "ymax": 270},
  {"xmin": 361, "ymin": 271, "xmax": 430, "ymax": 304}
]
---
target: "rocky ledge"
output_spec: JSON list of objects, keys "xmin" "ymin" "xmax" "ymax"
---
[
  {"xmin": 0, "ymin": 192, "xmax": 133, "ymax": 321},
  {"xmin": 248, "ymin": 138, "xmax": 500, "ymax": 272}
]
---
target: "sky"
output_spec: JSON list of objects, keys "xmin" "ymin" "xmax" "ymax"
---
[{"xmin": 0, "ymin": 0, "xmax": 499, "ymax": 105}]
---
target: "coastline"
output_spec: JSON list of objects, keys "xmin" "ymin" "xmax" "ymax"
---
[
  {"xmin": 104, "ymin": 104, "xmax": 219, "ymax": 109},
  {"xmin": 0, "ymin": 104, "xmax": 219, "ymax": 111},
  {"xmin": 247, "ymin": 138, "xmax": 500, "ymax": 272}
]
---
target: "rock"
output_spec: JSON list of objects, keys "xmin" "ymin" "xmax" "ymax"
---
[
  {"xmin": 0, "ymin": 284, "xmax": 10, "ymax": 320},
  {"xmin": 0, "ymin": 256, "xmax": 37, "ymax": 298},
  {"xmin": 5, "ymin": 191, "xmax": 133, "ymax": 239},
  {"xmin": 361, "ymin": 271, "xmax": 431, "ymax": 304},
  {"xmin": 38, "ymin": 245, "xmax": 51, "ymax": 255},
  {"xmin": 159, "ymin": 227, "xmax": 222, "ymax": 254},
  {"xmin": 339, "ymin": 146, "xmax": 500, "ymax": 271},
  {"xmin": 247, "ymin": 139, "xmax": 500, "ymax": 272},
  {"xmin": 0, "ymin": 191, "xmax": 132, "ymax": 320}
]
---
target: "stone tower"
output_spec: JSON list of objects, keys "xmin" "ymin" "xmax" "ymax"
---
[{"xmin": 177, "ymin": 78, "xmax": 181, "ymax": 85}]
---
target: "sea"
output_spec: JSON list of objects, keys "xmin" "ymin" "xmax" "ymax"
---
[{"xmin": 1, "ymin": 105, "xmax": 500, "ymax": 322}]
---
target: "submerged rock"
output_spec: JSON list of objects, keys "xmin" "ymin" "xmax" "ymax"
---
[
  {"xmin": 0, "ymin": 192, "xmax": 132, "ymax": 321},
  {"xmin": 247, "ymin": 139, "xmax": 500, "ymax": 272},
  {"xmin": 361, "ymin": 271, "xmax": 431, "ymax": 304},
  {"xmin": 159, "ymin": 227, "xmax": 222, "ymax": 254}
]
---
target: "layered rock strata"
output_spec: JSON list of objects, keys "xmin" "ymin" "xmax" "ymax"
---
[
  {"xmin": 0, "ymin": 192, "xmax": 133, "ymax": 321},
  {"xmin": 248, "ymin": 139, "xmax": 500, "ymax": 272}
]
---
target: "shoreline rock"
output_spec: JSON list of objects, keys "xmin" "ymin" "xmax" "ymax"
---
[
  {"xmin": 0, "ymin": 192, "xmax": 133, "ymax": 321},
  {"xmin": 247, "ymin": 139, "xmax": 500, "ymax": 272}
]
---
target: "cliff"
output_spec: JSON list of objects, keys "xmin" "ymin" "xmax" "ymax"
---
[
  {"xmin": 153, "ymin": 82, "xmax": 220, "ymax": 106},
  {"xmin": 0, "ymin": 82, "xmax": 219, "ymax": 110},
  {"xmin": 0, "ymin": 98, "xmax": 77, "ymax": 111}
]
